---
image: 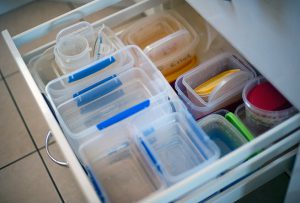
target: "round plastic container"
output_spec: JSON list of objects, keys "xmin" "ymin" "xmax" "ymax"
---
[
  {"xmin": 55, "ymin": 35, "xmax": 91, "ymax": 73},
  {"xmin": 242, "ymin": 76, "xmax": 297, "ymax": 127}
]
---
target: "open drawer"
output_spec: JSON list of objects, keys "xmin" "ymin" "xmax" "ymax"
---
[{"xmin": 2, "ymin": 0, "xmax": 300, "ymax": 202}]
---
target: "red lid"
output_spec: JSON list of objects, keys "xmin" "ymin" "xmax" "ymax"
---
[{"xmin": 247, "ymin": 81, "xmax": 291, "ymax": 111}]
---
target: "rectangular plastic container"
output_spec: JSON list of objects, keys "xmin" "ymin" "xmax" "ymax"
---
[
  {"xmin": 175, "ymin": 53, "xmax": 256, "ymax": 119},
  {"xmin": 121, "ymin": 11, "xmax": 200, "ymax": 83},
  {"xmin": 56, "ymin": 68, "xmax": 170, "ymax": 154},
  {"xmin": 132, "ymin": 101, "xmax": 220, "ymax": 184},
  {"xmin": 197, "ymin": 114, "xmax": 248, "ymax": 157},
  {"xmin": 78, "ymin": 123, "xmax": 165, "ymax": 203},
  {"xmin": 29, "ymin": 24, "xmax": 124, "ymax": 93},
  {"xmin": 46, "ymin": 46, "xmax": 169, "ymax": 109}
]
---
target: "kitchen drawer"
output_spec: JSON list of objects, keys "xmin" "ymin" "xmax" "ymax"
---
[{"xmin": 2, "ymin": 0, "xmax": 300, "ymax": 202}]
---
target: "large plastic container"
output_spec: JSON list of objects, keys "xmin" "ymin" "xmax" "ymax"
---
[
  {"xmin": 29, "ymin": 24, "xmax": 124, "ymax": 93},
  {"xmin": 78, "ymin": 123, "xmax": 165, "ymax": 203},
  {"xmin": 46, "ymin": 46, "xmax": 168, "ymax": 109},
  {"xmin": 175, "ymin": 53, "xmax": 256, "ymax": 119},
  {"xmin": 242, "ymin": 76, "xmax": 297, "ymax": 128},
  {"xmin": 197, "ymin": 114, "xmax": 248, "ymax": 157},
  {"xmin": 132, "ymin": 102, "xmax": 220, "ymax": 184},
  {"xmin": 121, "ymin": 11, "xmax": 200, "ymax": 83},
  {"xmin": 55, "ymin": 68, "xmax": 169, "ymax": 153}
]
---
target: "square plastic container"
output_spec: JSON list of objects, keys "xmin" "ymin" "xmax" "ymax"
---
[
  {"xmin": 55, "ymin": 68, "xmax": 168, "ymax": 153},
  {"xmin": 29, "ymin": 24, "xmax": 125, "ymax": 93},
  {"xmin": 132, "ymin": 106, "xmax": 220, "ymax": 184},
  {"xmin": 197, "ymin": 114, "xmax": 248, "ymax": 157},
  {"xmin": 121, "ymin": 11, "xmax": 200, "ymax": 83},
  {"xmin": 175, "ymin": 53, "xmax": 256, "ymax": 119},
  {"xmin": 78, "ymin": 123, "xmax": 164, "ymax": 203},
  {"xmin": 46, "ymin": 46, "xmax": 168, "ymax": 109}
]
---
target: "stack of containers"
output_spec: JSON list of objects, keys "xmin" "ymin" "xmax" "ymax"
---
[
  {"xmin": 78, "ymin": 100, "xmax": 220, "ymax": 203},
  {"xmin": 46, "ymin": 46, "xmax": 172, "ymax": 154},
  {"xmin": 175, "ymin": 53, "xmax": 256, "ymax": 119},
  {"xmin": 121, "ymin": 11, "xmax": 200, "ymax": 83},
  {"xmin": 29, "ymin": 22, "xmax": 124, "ymax": 93},
  {"xmin": 45, "ymin": 45, "xmax": 221, "ymax": 202}
]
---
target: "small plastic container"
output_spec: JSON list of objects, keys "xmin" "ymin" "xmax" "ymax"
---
[
  {"xmin": 29, "ymin": 25, "xmax": 124, "ymax": 93},
  {"xmin": 133, "ymin": 109, "xmax": 220, "ymax": 184},
  {"xmin": 197, "ymin": 114, "xmax": 248, "ymax": 157},
  {"xmin": 175, "ymin": 53, "xmax": 256, "ymax": 119},
  {"xmin": 235, "ymin": 104, "xmax": 269, "ymax": 136},
  {"xmin": 46, "ymin": 46, "xmax": 167, "ymax": 109},
  {"xmin": 122, "ymin": 11, "xmax": 200, "ymax": 83},
  {"xmin": 54, "ymin": 35, "xmax": 91, "ymax": 73},
  {"xmin": 78, "ymin": 123, "xmax": 164, "ymax": 203},
  {"xmin": 242, "ymin": 76, "xmax": 297, "ymax": 128}
]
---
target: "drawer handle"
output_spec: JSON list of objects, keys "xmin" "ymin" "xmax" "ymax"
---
[{"xmin": 45, "ymin": 131, "xmax": 69, "ymax": 167}]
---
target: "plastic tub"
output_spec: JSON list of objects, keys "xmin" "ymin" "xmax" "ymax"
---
[
  {"xmin": 46, "ymin": 46, "xmax": 168, "ymax": 109},
  {"xmin": 242, "ymin": 76, "xmax": 297, "ymax": 128},
  {"xmin": 175, "ymin": 53, "xmax": 256, "ymax": 119},
  {"xmin": 197, "ymin": 114, "xmax": 248, "ymax": 157},
  {"xmin": 78, "ymin": 123, "xmax": 164, "ymax": 203},
  {"xmin": 29, "ymin": 25, "xmax": 124, "ymax": 93},
  {"xmin": 235, "ymin": 104, "xmax": 269, "ymax": 136},
  {"xmin": 133, "ymin": 111, "xmax": 220, "ymax": 184},
  {"xmin": 121, "ymin": 11, "xmax": 200, "ymax": 83}
]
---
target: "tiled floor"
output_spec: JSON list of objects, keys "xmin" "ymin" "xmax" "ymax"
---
[{"xmin": 0, "ymin": 1, "xmax": 292, "ymax": 203}]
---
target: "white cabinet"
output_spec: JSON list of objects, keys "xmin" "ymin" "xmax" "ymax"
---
[{"xmin": 2, "ymin": 0, "xmax": 300, "ymax": 202}]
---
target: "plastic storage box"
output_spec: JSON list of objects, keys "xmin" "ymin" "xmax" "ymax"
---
[
  {"xmin": 175, "ymin": 53, "xmax": 256, "ymax": 119},
  {"xmin": 198, "ymin": 114, "xmax": 248, "ymax": 157},
  {"xmin": 29, "ymin": 23, "xmax": 124, "ymax": 93},
  {"xmin": 121, "ymin": 11, "xmax": 200, "ymax": 83},
  {"xmin": 79, "ymin": 123, "xmax": 165, "ymax": 203}
]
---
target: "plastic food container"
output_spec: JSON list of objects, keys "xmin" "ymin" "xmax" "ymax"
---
[
  {"xmin": 175, "ymin": 53, "xmax": 256, "ymax": 119},
  {"xmin": 46, "ymin": 46, "xmax": 168, "ymax": 109},
  {"xmin": 197, "ymin": 114, "xmax": 248, "ymax": 157},
  {"xmin": 242, "ymin": 76, "xmax": 297, "ymax": 128},
  {"xmin": 55, "ymin": 68, "xmax": 168, "ymax": 152},
  {"xmin": 121, "ymin": 11, "xmax": 200, "ymax": 83},
  {"xmin": 78, "ymin": 123, "xmax": 164, "ymax": 203},
  {"xmin": 29, "ymin": 24, "xmax": 124, "ymax": 93},
  {"xmin": 133, "ymin": 107, "xmax": 220, "ymax": 184},
  {"xmin": 235, "ymin": 104, "xmax": 269, "ymax": 136}
]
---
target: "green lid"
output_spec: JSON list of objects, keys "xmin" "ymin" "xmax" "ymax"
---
[{"xmin": 225, "ymin": 112, "xmax": 254, "ymax": 142}]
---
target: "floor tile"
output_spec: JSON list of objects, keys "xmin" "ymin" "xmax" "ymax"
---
[
  {"xmin": 40, "ymin": 143, "xmax": 87, "ymax": 203},
  {"xmin": 0, "ymin": 152, "xmax": 61, "ymax": 203},
  {"xmin": 6, "ymin": 72, "xmax": 49, "ymax": 148},
  {"xmin": 0, "ymin": 80, "xmax": 35, "ymax": 168},
  {"xmin": 0, "ymin": 1, "xmax": 72, "ymax": 76}
]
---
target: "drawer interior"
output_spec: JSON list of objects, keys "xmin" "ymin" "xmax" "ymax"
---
[{"xmin": 5, "ymin": 0, "xmax": 300, "ymax": 202}]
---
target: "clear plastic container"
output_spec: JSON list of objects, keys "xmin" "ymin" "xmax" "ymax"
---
[
  {"xmin": 29, "ymin": 25, "xmax": 124, "ymax": 93},
  {"xmin": 54, "ymin": 35, "xmax": 91, "ymax": 73},
  {"xmin": 121, "ymin": 11, "xmax": 200, "ymax": 83},
  {"xmin": 175, "ymin": 53, "xmax": 256, "ymax": 119},
  {"xmin": 242, "ymin": 76, "xmax": 297, "ymax": 128},
  {"xmin": 235, "ymin": 104, "xmax": 269, "ymax": 136},
  {"xmin": 132, "ymin": 106, "xmax": 220, "ymax": 184},
  {"xmin": 78, "ymin": 123, "xmax": 164, "ymax": 203},
  {"xmin": 46, "ymin": 46, "xmax": 168, "ymax": 109},
  {"xmin": 55, "ymin": 68, "xmax": 167, "ymax": 152},
  {"xmin": 197, "ymin": 114, "xmax": 248, "ymax": 157}
]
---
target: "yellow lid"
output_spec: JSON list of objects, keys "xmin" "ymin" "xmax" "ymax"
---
[{"xmin": 194, "ymin": 69, "xmax": 240, "ymax": 95}]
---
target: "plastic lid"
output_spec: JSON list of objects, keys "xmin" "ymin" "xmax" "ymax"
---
[{"xmin": 194, "ymin": 69, "xmax": 240, "ymax": 96}]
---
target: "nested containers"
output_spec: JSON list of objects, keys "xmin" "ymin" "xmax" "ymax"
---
[{"xmin": 175, "ymin": 53, "xmax": 256, "ymax": 119}]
